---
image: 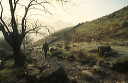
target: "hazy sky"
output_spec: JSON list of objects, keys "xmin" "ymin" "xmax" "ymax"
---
[
  {"xmin": 1, "ymin": 0, "xmax": 128, "ymax": 25},
  {"xmin": 57, "ymin": 0, "xmax": 128, "ymax": 24},
  {"xmin": 0, "ymin": 0, "xmax": 128, "ymax": 39}
]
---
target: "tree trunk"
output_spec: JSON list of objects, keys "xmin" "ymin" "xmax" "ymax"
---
[
  {"xmin": 0, "ymin": 24, "xmax": 25, "ymax": 66},
  {"xmin": 12, "ymin": 44, "xmax": 23, "ymax": 66},
  {"xmin": 11, "ymin": 34, "xmax": 25, "ymax": 66}
]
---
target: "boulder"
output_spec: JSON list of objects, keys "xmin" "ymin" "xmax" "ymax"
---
[
  {"xmin": 96, "ymin": 60, "xmax": 111, "ymax": 68},
  {"xmin": 92, "ymin": 65, "xmax": 107, "ymax": 77},
  {"xmin": 111, "ymin": 61, "xmax": 128, "ymax": 73},
  {"xmin": 98, "ymin": 46, "xmax": 112, "ymax": 56},
  {"xmin": 36, "ymin": 66, "xmax": 69, "ymax": 83},
  {"xmin": 26, "ymin": 67, "xmax": 40, "ymax": 83},
  {"xmin": 67, "ymin": 55, "xmax": 75, "ymax": 62},
  {"xmin": 81, "ymin": 70, "xmax": 99, "ymax": 83}
]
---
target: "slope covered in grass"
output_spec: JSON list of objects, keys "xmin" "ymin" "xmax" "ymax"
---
[
  {"xmin": 33, "ymin": 6, "xmax": 128, "ymax": 46},
  {"xmin": 32, "ymin": 27, "xmax": 72, "ymax": 47},
  {"xmin": 66, "ymin": 6, "xmax": 128, "ymax": 42}
]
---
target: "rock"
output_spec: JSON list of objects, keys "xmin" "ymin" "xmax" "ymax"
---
[
  {"xmin": 26, "ymin": 67, "xmax": 40, "ymax": 83},
  {"xmin": 111, "ymin": 61, "xmax": 128, "ymax": 73},
  {"xmin": 36, "ymin": 65, "xmax": 46, "ymax": 71},
  {"xmin": 79, "ymin": 59, "xmax": 90, "ymax": 65},
  {"xmin": 24, "ymin": 63, "xmax": 35, "ymax": 69},
  {"xmin": 67, "ymin": 55, "xmax": 75, "ymax": 62},
  {"xmin": 81, "ymin": 70, "xmax": 99, "ymax": 83},
  {"xmin": 37, "ymin": 66, "xmax": 69, "ymax": 83},
  {"xmin": 51, "ymin": 51, "xmax": 62, "ymax": 57},
  {"xmin": 96, "ymin": 60, "xmax": 110, "ymax": 68},
  {"xmin": 90, "ymin": 60, "xmax": 98, "ymax": 67},
  {"xmin": 98, "ymin": 46, "xmax": 112, "ymax": 56},
  {"xmin": 57, "ymin": 55, "xmax": 65, "ymax": 60},
  {"xmin": 17, "ymin": 78, "xmax": 28, "ymax": 83},
  {"xmin": 92, "ymin": 65, "xmax": 107, "ymax": 77}
]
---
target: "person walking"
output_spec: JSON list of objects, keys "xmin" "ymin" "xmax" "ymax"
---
[{"xmin": 42, "ymin": 42, "xmax": 49, "ymax": 58}]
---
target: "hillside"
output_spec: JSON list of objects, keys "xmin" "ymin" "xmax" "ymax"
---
[
  {"xmin": 33, "ymin": 6, "xmax": 128, "ymax": 46},
  {"xmin": 32, "ymin": 27, "xmax": 72, "ymax": 47},
  {"xmin": 65, "ymin": 6, "xmax": 128, "ymax": 42}
]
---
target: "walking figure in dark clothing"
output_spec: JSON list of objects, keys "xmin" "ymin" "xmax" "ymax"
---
[{"xmin": 42, "ymin": 42, "xmax": 49, "ymax": 58}]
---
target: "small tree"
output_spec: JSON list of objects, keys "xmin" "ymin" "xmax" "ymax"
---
[{"xmin": 0, "ymin": 0, "xmax": 70, "ymax": 66}]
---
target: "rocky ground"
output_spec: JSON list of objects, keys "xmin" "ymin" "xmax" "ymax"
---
[
  {"xmin": 26, "ymin": 49, "xmax": 128, "ymax": 83},
  {"xmin": 1, "ymin": 42, "xmax": 128, "ymax": 83}
]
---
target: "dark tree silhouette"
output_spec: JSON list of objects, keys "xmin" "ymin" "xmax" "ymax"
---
[{"xmin": 0, "ymin": 0, "xmax": 69, "ymax": 66}]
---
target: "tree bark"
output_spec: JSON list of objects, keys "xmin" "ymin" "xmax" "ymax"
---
[
  {"xmin": 11, "ymin": 34, "xmax": 25, "ymax": 66},
  {"xmin": 12, "ymin": 44, "xmax": 23, "ymax": 66}
]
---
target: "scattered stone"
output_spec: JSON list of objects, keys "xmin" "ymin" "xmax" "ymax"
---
[
  {"xmin": 98, "ymin": 46, "xmax": 112, "ymax": 56},
  {"xmin": 67, "ymin": 55, "xmax": 75, "ymax": 62},
  {"xmin": 80, "ymin": 59, "xmax": 90, "ymax": 65},
  {"xmin": 90, "ymin": 60, "xmax": 98, "ymax": 67},
  {"xmin": 81, "ymin": 70, "xmax": 99, "ymax": 83},
  {"xmin": 37, "ymin": 66, "xmax": 69, "ymax": 83},
  {"xmin": 92, "ymin": 65, "xmax": 106, "ymax": 77},
  {"xmin": 24, "ymin": 63, "xmax": 35, "ymax": 69},
  {"xmin": 111, "ymin": 60, "xmax": 128, "ymax": 73},
  {"xmin": 51, "ymin": 51, "xmax": 62, "ymax": 57},
  {"xmin": 26, "ymin": 67, "xmax": 40, "ymax": 83},
  {"xmin": 96, "ymin": 60, "xmax": 110, "ymax": 68}
]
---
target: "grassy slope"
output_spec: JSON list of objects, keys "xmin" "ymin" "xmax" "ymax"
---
[
  {"xmin": 33, "ymin": 6, "xmax": 128, "ymax": 46},
  {"xmin": 67, "ymin": 6, "xmax": 128, "ymax": 41},
  {"xmin": 32, "ymin": 27, "xmax": 72, "ymax": 47}
]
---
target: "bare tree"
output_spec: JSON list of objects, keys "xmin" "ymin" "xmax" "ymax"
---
[{"xmin": 0, "ymin": 0, "xmax": 70, "ymax": 66}]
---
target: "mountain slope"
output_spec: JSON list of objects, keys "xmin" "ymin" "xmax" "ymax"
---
[
  {"xmin": 66, "ymin": 6, "xmax": 128, "ymax": 42},
  {"xmin": 33, "ymin": 6, "xmax": 128, "ymax": 46}
]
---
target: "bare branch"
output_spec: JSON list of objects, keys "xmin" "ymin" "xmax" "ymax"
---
[
  {"xmin": 14, "ymin": 0, "xmax": 20, "ymax": 12},
  {"xmin": 9, "ymin": 0, "xmax": 18, "ymax": 34},
  {"xmin": 0, "ymin": 0, "xmax": 10, "ymax": 33},
  {"xmin": 21, "ymin": 0, "xmax": 34, "ymax": 34}
]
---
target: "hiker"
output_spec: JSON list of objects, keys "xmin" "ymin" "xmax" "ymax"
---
[
  {"xmin": 50, "ymin": 47, "xmax": 55, "ymax": 53},
  {"xmin": 42, "ymin": 42, "xmax": 49, "ymax": 58}
]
